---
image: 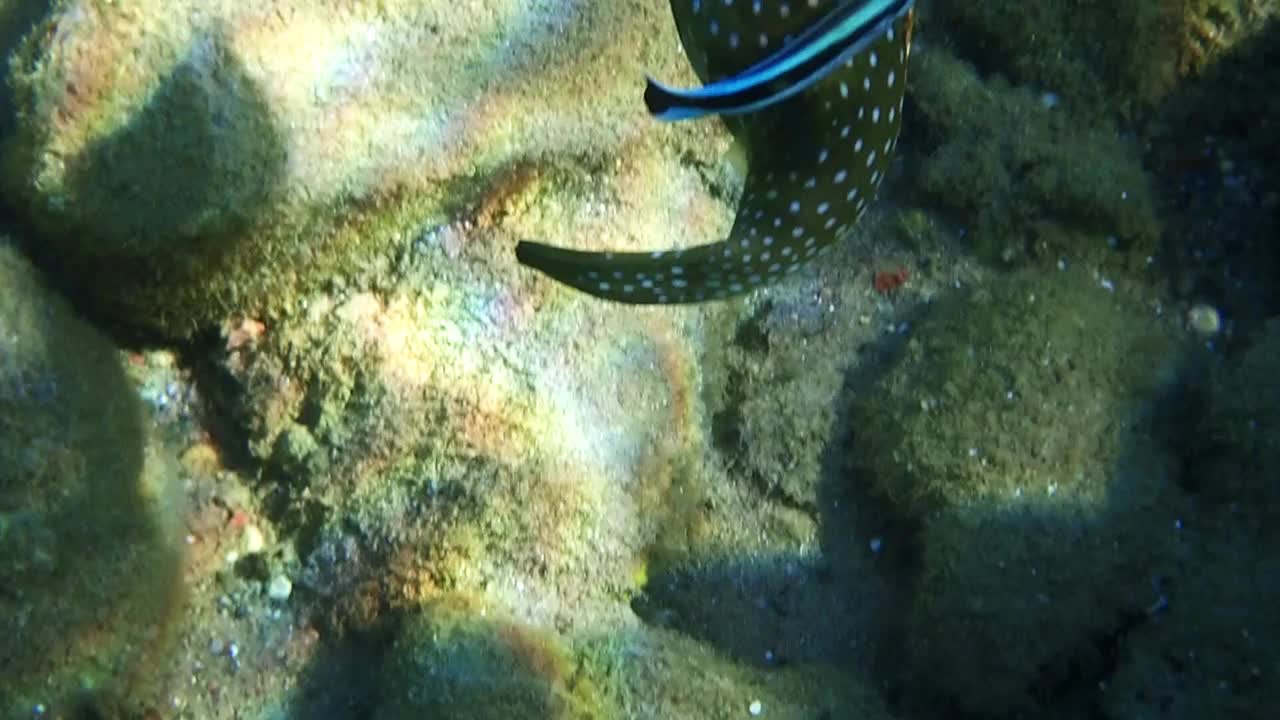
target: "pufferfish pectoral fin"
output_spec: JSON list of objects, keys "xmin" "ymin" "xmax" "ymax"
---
[{"xmin": 515, "ymin": 4, "xmax": 914, "ymax": 305}]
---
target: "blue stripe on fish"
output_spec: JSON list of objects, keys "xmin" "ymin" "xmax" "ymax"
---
[
  {"xmin": 645, "ymin": 0, "xmax": 913, "ymax": 121},
  {"xmin": 515, "ymin": 0, "xmax": 914, "ymax": 304}
]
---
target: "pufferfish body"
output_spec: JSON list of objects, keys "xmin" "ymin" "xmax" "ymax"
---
[{"xmin": 516, "ymin": 0, "xmax": 915, "ymax": 303}]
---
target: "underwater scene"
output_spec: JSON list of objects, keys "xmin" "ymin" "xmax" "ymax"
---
[{"xmin": 0, "ymin": 0, "xmax": 1277, "ymax": 717}]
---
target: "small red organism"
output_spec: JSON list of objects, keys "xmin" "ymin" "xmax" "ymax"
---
[
  {"xmin": 228, "ymin": 509, "xmax": 250, "ymax": 530},
  {"xmin": 873, "ymin": 266, "xmax": 909, "ymax": 294}
]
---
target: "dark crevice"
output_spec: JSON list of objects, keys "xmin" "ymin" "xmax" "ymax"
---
[
  {"xmin": 732, "ymin": 299, "xmax": 773, "ymax": 353},
  {"xmin": 754, "ymin": 479, "xmax": 818, "ymax": 515},
  {"xmin": 178, "ymin": 329, "xmax": 259, "ymax": 472},
  {"xmin": 1028, "ymin": 608, "xmax": 1152, "ymax": 714},
  {"xmin": 710, "ymin": 369, "xmax": 747, "ymax": 460}
]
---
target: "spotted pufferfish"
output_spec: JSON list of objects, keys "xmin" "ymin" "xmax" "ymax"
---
[{"xmin": 516, "ymin": 0, "xmax": 915, "ymax": 303}]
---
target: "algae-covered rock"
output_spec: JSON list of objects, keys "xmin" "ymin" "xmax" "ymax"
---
[
  {"xmin": 852, "ymin": 267, "xmax": 1179, "ymax": 516},
  {"xmin": 908, "ymin": 48, "xmax": 1161, "ymax": 269},
  {"xmin": 579, "ymin": 625, "xmax": 893, "ymax": 720},
  {"xmin": 707, "ymin": 322, "xmax": 845, "ymax": 509},
  {"xmin": 204, "ymin": 149, "xmax": 899, "ymax": 715},
  {"xmin": 1192, "ymin": 317, "xmax": 1280, "ymax": 504},
  {"xmin": 0, "ymin": 240, "xmax": 183, "ymax": 715},
  {"xmin": 1, "ymin": 0, "xmax": 705, "ymax": 337},
  {"xmin": 214, "ymin": 230, "xmax": 716, "ymax": 643},
  {"xmin": 381, "ymin": 599, "xmax": 894, "ymax": 720},
  {"xmin": 380, "ymin": 596, "xmax": 603, "ymax": 720},
  {"xmin": 1099, "ymin": 318, "xmax": 1280, "ymax": 718},
  {"xmin": 932, "ymin": 0, "xmax": 1278, "ymax": 119},
  {"xmin": 849, "ymin": 267, "xmax": 1188, "ymax": 716},
  {"xmin": 931, "ymin": 1, "xmax": 1174, "ymax": 118}
]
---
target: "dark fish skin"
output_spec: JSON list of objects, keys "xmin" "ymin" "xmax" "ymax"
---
[
  {"xmin": 644, "ymin": 0, "xmax": 913, "ymax": 121},
  {"xmin": 516, "ymin": 1, "xmax": 914, "ymax": 304}
]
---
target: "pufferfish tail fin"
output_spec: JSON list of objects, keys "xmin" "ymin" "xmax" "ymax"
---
[
  {"xmin": 516, "ymin": 1, "xmax": 915, "ymax": 305},
  {"xmin": 515, "ymin": 240, "xmax": 754, "ymax": 304}
]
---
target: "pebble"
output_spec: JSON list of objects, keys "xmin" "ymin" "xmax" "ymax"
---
[
  {"xmin": 1187, "ymin": 303, "xmax": 1221, "ymax": 337},
  {"xmin": 267, "ymin": 575, "xmax": 293, "ymax": 602}
]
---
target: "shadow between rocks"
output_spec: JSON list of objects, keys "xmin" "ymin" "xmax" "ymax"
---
[{"xmin": 1146, "ymin": 17, "xmax": 1280, "ymax": 340}]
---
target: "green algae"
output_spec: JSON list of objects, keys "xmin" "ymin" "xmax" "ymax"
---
[
  {"xmin": 908, "ymin": 48, "xmax": 1161, "ymax": 271},
  {"xmin": 911, "ymin": 0, "xmax": 1280, "ymax": 321},
  {"xmin": 906, "ymin": 2, "xmax": 1276, "ymax": 280},
  {"xmin": 0, "ymin": 240, "xmax": 183, "ymax": 715}
]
